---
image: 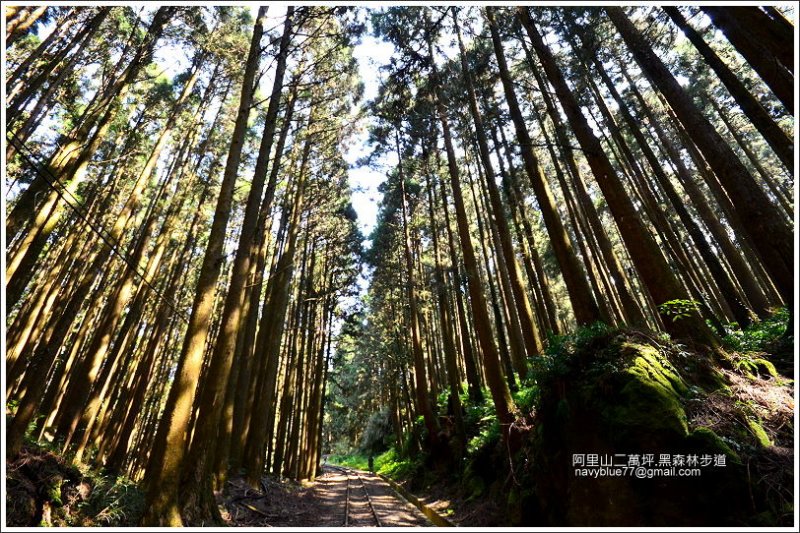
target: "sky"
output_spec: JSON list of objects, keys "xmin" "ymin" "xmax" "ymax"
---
[{"xmin": 343, "ymin": 34, "xmax": 396, "ymax": 240}]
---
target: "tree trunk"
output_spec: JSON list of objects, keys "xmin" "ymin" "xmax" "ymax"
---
[
  {"xmin": 428, "ymin": 27, "xmax": 515, "ymax": 427},
  {"xmin": 141, "ymin": 8, "xmax": 268, "ymax": 526},
  {"xmin": 454, "ymin": 8, "xmax": 541, "ymax": 368},
  {"xmin": 488, "ymin": 7, "xmax": 604, "ymax": 327},
  {"xmin": 398, "ymin": 136, "xmax": 442, "ymax": 449},
  {"xmin": 177, "ymin": 10, "xmax": 294, "ymax": 519},
  {"xmin": 702, "ymin": 6, "xmax": 793, "ymax": 111}
]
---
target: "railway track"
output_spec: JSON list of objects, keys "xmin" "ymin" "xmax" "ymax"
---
[{"xmin": 329, "ymin": 465, "xmax": 382, "ymax": 527}]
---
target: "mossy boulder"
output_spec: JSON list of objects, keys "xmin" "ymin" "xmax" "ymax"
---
[{"xmin": 527, "ymin": 333, "xmax": 751, "ymax": 526}]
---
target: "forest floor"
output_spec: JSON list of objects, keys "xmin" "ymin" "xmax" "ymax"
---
[{"xmin": 221, "ymin": 466, "xmax": 431, "ymax": 527}]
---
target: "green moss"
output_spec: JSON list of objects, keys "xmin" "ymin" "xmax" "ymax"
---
[
  {"xmin": 608, "ymin": 375, "xmax": 688, "ymax": 436},
  {"xmin": 688, "ymin": 427, "xmax": 740, "ymax": 463},
  {"xmin": 752, "ymin": 358, "xmax": 778, "ymax": 378},
  {"xmin": 622, "ymin": 342, "xmax": 689, "ymax": 396},
  {"xmin": 746, "ymin": 418, "xmax": 773, "ymax": 448},
  {"xmin": 599, "ymin": 342, "xmax": 690, "ymax": 437}
]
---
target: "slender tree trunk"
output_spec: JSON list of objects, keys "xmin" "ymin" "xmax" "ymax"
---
[
  {"xmin": 575, "ymin": 32, "xmax": 756, "ymax": 328},
  {"xmin": 434, "ymin": 164, "xmax": 483, "ymax": 403},
  {"xmin": 398, "ymin": 135, "xmax": 441, "ymax": 449},
  {"xmin": 243, "ymin": 128, "xmax": 311, "ymax": 488},
  {"xmin": 427, "ymin": 27, "xmax": 515, "ymax": 426},
  {"xmin": 141, "ymin": 8, "xmax": 268, "ymax": 526},
  {"xmin": 178, "ymin": 11, "xmax": 294, "ymax": 519},
  {"xmin": 423, "ymin": 158, "xmax": 466, "ymax": 450},
  {"xmin": 466, "ymin": 151, "xmax": 518, "ymax": 392},
  {"xmin": 708, "ymin": 96, "xmax": 793, "ymax": 215},
  {"xmin": 702, "ymin": 6, "xmax": 794, "ymax": 111},
  {"xmin": 454, "ymin": 8, "xmax": 541, "ymax": 367},
  {"xmin": 488, "ymin": 7, "xmax": 605, "ymax": 327},
  {"xmin": 620, "ymin": 67, "xmax": 773, "ymax": 322}
]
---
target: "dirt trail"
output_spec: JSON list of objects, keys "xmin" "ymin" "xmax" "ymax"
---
[{"xmin": 222, "ymin": 466, "xmax": 431, "ymax": 527}]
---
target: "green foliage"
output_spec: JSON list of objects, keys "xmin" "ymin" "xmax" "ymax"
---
[
  {"xmin": 73, "ymin": 474, "xmax": 145, "ymax": 527},
  {"xmin": 723, "ymin": 307, "xmax": 789, "ymax": 352},
  {"xmin": 327, "ymin": 448, "xmax": 422, "ymax": 480},
  {"xmin": 461, "ymin": 389, "xmax": 496, "ymax": 433},
  {"xmin": 512, "ymin": 384, "xmax": 538, "ymax": 415},
  {"xmin": 466, "ymin": 419, "xmax": 500, "ymax": 455},
  {"xmin": 373, "ymin": 448, "xmax": 423, "ymax": 479},
  {"xmin": 327, "ymin": 453, "xmax": 370, "ymax": 470},
  {"xmin": 7, "ymin": 399, "xmax": 19, "ymax": 415},
  {"xmin": 658, "ymin": 299, "xmax": 700, "ymax": 322},
  {"xmin": 534, "ymin": 322, "xmax": 615, "ymax": 382},
  {"xmin": 7, "ymin": 438, "xmax": 143, "ymax": 527},
  {"xmin": 545, "ymin": 321, "xmax": 615, "ymax": 359}
]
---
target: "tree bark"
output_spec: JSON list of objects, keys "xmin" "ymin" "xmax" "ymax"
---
[
  {"xmin": 141, "ymin": 8, "xmax": 268, "ymax": 526},
  {"xmin": 488, "ymin": 7, "xmax": 605, "ymax": 327}
]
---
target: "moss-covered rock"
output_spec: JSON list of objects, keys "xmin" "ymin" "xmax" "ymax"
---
[
  {"xmin": 525, "ymin": 332, "xmax": 752, "ymax": 526},
  {"xmin": 6, "ymin": 446, "xmax": 83, "ymax": 526},
  {"xmin": 400, "ymin": 327, "xmax": 791, "ymax": 527},
  {"xmin": 6, "ymin": 443, "xmax": 144, "ymax": 527}
]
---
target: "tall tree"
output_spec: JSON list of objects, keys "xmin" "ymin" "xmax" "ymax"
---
[
  {"xmin": 663, "ymin": 7, "xmax": 792, "ymax": 171},
  {"xmin": 701, "ymin": 6, "xmax": 794, "ymax": 112},
  {"xmin": 606, "ymin": 7, "xmax": 793, "ymax": 307},
  {"xmin": 486, "ymin": 7, "xmax": 606, "ymax": 328},
  {"xmin": 141, "ymin": 7, "xmax": 268, "ymax": 525},
  {"xmin": 517, "ymin": 6, "xmax": 718, "ymax": 345}
]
